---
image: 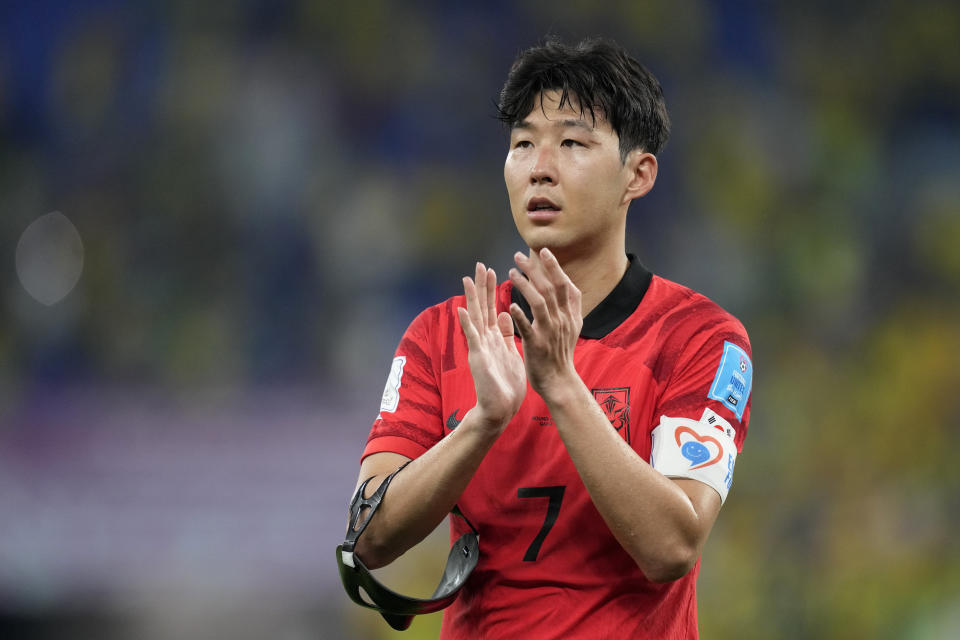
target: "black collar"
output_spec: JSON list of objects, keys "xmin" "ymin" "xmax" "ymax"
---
[{"xmin": 511, "ymin": 254, "xmax": 652, "ymax": 339}]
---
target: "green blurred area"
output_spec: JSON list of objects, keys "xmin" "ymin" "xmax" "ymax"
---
[{"xmin": 2, "ymin": 0, "xmax": 959, "ymax": 638}]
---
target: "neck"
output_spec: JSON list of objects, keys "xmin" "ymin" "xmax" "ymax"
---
[{"xmin": 552, "ymin": 244, "xmax": 629, "ymax": 319}]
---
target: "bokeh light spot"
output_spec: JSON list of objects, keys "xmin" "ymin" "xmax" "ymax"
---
[{"xmin": 15, "ymin": 211, "xmax": 85, "ymax": 306}]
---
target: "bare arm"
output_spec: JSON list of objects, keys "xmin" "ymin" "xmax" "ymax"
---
[
  {"xmin": 509, "ymin": 249, "xmax": 722, "ymax": 582},
  {"xmin": 530, "ymin": 378, "xmax": 721, "ymax": 582},
  {"xmin": 353, "ymin": 263, "xmax": 527, "ymax": 569}
]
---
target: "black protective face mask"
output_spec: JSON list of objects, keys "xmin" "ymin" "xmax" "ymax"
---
[{"xmin": 335, "ymin": 463, "xmax": 480, "ymax": 631}]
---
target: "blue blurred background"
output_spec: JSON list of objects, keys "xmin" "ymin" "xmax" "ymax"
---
[{"xmin": 1, "ymin": 1, "xmax": 959, "ymax": 638}]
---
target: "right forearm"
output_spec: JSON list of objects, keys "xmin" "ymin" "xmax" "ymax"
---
[
  {"xmin": 355, "ymin": 263, "xmax": 526, "ymax": 568},
  {"xmin": 354, "ymin": 408, "xmax": 502, "ymax": 568}
]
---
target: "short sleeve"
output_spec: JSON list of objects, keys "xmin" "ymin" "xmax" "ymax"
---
[
  {"xmin": 362, "ymin": 306, "xmax": 445, "ymax": 461},
  {"xmin": 655, "ymin": 318, "xmax": 752, "ymax": 448},
  {"xmin": 649, "ymin": 317, "xmax": 753, "ymax": 502}
]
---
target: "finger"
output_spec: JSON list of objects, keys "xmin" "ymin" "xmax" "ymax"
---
[
  {"xmin": 497, "ymin": 311, "xmax": 515, "ymax": 339},
  {"xmin": 539, "ymin": 248, "xmax": 572, "ymax": 311},
  {"xmin": 486, "ymin": 267, "xmax": 498, "ymax": 328},
  {"xmin": 567, "ymin": 276, "xmax": 582, "ymax": 314},
  {"xmin": 514, "ymin": 252, "xmax": 558, "ymax": 315},
  {"xmin": 509, "ymin": 302, "xmax": 533, "ymax": 342},
  {"xmin": 475, "ymin": 262, "xmax": 488, "ymax": 328},
  {"xmin": 510, "ymin": 267, "xmax": 551, "ymax": 326},
  {"xmin": 519, "ymin": 250, "xmax": 558, "ymax": 308},
  {"xmin": 520, "ymin": 248, "xmax": 545, "ymax": 278},
  {"xmin": 457, "ymin": 306, "xmax": 480, "ymax": 347},
  {"xmin": 463, "ymin": 275, "xmax": 483, "ymax": 331},
  {"xmin": 514, "ymin": 250, "xmax": 535, "ymax": 274}
]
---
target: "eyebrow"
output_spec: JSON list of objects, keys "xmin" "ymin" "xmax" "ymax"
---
[{"xmin": 512, "ymin": 119, "xmax": 595, "ymax": 133}]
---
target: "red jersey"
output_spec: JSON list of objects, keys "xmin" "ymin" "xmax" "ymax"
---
[{"xmin": 363, "ymin": 255, "xmax": 753, "ymax": 639}]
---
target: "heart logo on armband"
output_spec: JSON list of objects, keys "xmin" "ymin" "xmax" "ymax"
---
[{"xmin": 675, "ymin": 427, "xmax": 723, "ymax": 470}]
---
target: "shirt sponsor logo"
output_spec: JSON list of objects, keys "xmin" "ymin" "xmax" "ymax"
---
[
  {"xmin": 592, "ymin": 387, "xmax": 631, "ymax": 444},
  {"xmin": 708, "ymin": 342, "xmax": 753, "ymax": 420}
]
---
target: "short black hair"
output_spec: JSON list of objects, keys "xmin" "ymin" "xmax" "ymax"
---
[{"xmin": 497, "ymin": 37, "xmax": 671, "ymax": 160}]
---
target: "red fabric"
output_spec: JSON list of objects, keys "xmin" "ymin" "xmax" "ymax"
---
[{"xmin": 363, "ymin": 275, "xmax": 752, "ymax": 639}]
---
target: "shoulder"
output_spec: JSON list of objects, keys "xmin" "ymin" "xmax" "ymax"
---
[
  {"xmin": 406, "ymin": 291, "xmax": 464, "ymax": 331},
  {"xmin": 395, "ymin": 297, "xmax": 459, "ymax": 367},
  {"xmin": 644, "ymin": 277, "xmax": 755, "ymax": 425},
  {"xmin": 413, "ymin": 280, "xmax": 513, "ymax": 319},
  {"xmin": 645, "ymin": 275, "xmax": 750, "ymax": 352},
  {"xmin": 408, "ymin": 277, "xmax": 512, "ymax": 320},
  {"xmin": 397, "ymin": 281, "xmax": 508, "ymax": 371}
]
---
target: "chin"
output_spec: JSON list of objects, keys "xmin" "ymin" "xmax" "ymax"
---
[
  {"xmin": 519, "ymin": 226, "xmax": 572, "ymax": 250},
  {"xmin": 519, "ymin": 231, "xmax": 555, "ymax": 252},
  {"xmin": 515, "ymin": 209, "xmax": 586, "ymax": 250}
]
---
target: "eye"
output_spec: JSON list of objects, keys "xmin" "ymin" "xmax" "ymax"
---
[
  {"xmin": 513, "ymin": 140, "xmax": 532, "ymax": 149},
  {"xmin": 561, "ymin": 139, "xmax": 584, "ymax": 148}
]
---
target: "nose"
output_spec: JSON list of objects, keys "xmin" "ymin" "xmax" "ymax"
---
[{"xmin": 530, "ymin": 148, "xmax": 557, "ymax": 185}]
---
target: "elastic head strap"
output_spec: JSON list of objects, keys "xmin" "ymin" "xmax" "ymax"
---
[
  {"xmin": 451, "ymin": 504, "xmax": 478, "ymax": 536},
  {"xmin": 341, "ymin": 460, "xmax": 411, "ymax": 555},
  {"xmin": 336, "ymin": 461, "xmax": 480, "ymax": 631}
]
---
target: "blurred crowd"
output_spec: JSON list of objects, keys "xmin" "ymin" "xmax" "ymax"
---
[{"xmin": 1, "ymin": 1, "xmax": 959, "ymax": 638}]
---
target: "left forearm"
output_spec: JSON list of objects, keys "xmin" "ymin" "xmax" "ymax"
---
[
  {"xmin": 543, "ymin": 373, "xmax": 706, "ymax": 582},
  {"xmin": 509, "ymin": 248, "xmax": 714, "ymax": 582}
]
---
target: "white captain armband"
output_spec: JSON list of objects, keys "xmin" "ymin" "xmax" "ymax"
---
[{"xmin": 650, "ymin": 408, "xmax": 738, "ymax": 503}]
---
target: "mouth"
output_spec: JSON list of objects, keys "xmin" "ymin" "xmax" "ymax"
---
[{"xmin": 526, "ymin": 197, "xmax": 561, "ymax": 220}]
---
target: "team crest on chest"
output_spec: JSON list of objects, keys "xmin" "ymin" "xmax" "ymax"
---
[{"xmin": 593, "ymin": 387, "xmax": 631, "ymax": 444}]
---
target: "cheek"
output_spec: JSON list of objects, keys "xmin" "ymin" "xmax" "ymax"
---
[
  {"xmin": 579, "ymin": 162, "xmax": 627, "ymax": 199},
  {"xmin": 503, "ymin": 162, "xmax": 526, "ymax": 206},
  {"xmin": 568, "ymin": 170, "xmax": 627, "ymax": 222},
  {"xmin": 504, "ymin": 153, "xmax": 523, "ymax": 178}
]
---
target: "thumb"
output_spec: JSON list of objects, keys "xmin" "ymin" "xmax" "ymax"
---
[
  {"xmin": 509, "ymin": 303, "xmax": 533, "ymax": 342},
  {"xmin": 497, "ymin": 311, "xmax": 515, "ymax": 341}
]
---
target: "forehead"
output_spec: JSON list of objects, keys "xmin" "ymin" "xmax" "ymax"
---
[{"xmin": 513, "ymin": 89, "xmax": 613, "ymax": 133}]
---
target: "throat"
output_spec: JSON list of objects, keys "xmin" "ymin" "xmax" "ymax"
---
[{"xmin": 558, "ymin": 252, "xmax": 630, "ymax": 319}]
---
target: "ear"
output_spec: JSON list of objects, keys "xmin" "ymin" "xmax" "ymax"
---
[{"xmin": 622, "ymin": 150, "xmax": 658, "ymax": 204}]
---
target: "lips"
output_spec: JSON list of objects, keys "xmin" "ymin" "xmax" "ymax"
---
[
  {"xmin": 527, "ymin": 197, "xmax": 560, "ymax": 212},
  {"xmin": 526, "ymin": 197, "xmax": 561, "ymax": 223}
]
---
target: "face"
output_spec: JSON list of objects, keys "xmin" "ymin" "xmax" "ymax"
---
[{"xmin": 504, "ymin": 90, "xmax": 639, "ymax": 257}]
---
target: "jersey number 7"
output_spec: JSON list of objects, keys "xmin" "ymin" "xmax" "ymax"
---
[{"xmin": 517, "ymin": 486, "xmax": 566, "ymax": 561}]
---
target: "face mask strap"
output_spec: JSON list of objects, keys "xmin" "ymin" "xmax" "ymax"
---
[
  {"xmin": 336, "ymin": 460, "xmax": 481, "ymax": 631},
  {"xmin": 341, "ymin": 460, "xmax": 411, "ymax": 559},
  {"xmin": 451, "ymin": 504, "xmax": 478, "ymax": 536}
]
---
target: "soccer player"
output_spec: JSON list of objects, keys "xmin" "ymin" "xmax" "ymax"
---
[{"xmin": 350, "ymin": 37, "xmax": 753, "ymax": 639}]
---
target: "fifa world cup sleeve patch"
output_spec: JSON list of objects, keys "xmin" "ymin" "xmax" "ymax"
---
[
  {"xmin": 708, "ymin": 341, "xmax": 753, "ymax": 420},
  {"xmin": 651, "ymin": 409, "xmax": 738, "ymax": 503},
  {"xmin": 379, "ymin": 356, "xmax": 406, "ymax": 414}
]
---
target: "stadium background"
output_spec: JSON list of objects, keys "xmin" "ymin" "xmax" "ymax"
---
[{"xmin": 1, "ymin": 1, "xmax": 958, "ymax": 638}]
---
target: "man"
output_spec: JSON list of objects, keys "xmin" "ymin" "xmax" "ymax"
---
[{"xmin": 350, "ymin": 37, "xmax": 753, "ymax": 639}]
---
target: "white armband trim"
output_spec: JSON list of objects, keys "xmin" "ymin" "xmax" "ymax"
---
[{"xmin": 650, "ymin": 408, "xmax": 738, "ymax": 503}]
